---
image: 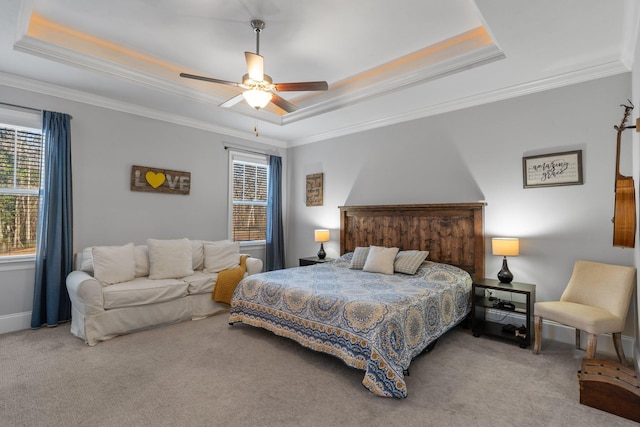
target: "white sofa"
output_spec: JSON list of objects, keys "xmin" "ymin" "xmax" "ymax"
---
[{"xmin": 66, "ymin": 238, "xmax": 263, "ymax": 346}]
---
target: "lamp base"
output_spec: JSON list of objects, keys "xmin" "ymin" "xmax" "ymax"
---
[
  {"xmin": 497, "ymin": 256, "xmax": 514, "ymax": 283},
  {"xmin": 317, "ymin": 243, "xmax": 326, "ymax": 260}
]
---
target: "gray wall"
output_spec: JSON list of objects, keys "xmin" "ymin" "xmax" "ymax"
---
[
  {"xmin": 287, "ymin": 73, "xmax": 636, "ymax": 337},
  {"xmin": 0, "ymin": 73, "xmax": 637, "ymax": 354},
  {"xmin": 0, "ymin": 85, "xmax": 279, "ymax": 332},
  {"xmin": 632, "ymin": 24, "xmax": 640, "ymax": 369}
]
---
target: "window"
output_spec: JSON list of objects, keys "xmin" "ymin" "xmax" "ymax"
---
[
  {"xmin": 0, "ymin": 123, "xmax": 44, "ymax": 257},
  {"xmin": 229, "ymin": 151, "xmax": 268, "ymax": 243}
]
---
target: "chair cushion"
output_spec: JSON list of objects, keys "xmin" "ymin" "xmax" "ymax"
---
[
  {"xmin": 535, "ymin": 301, "xmax": 623, "ymax": 334},
  {"xmin": 102, "ymin": 277, "xmax": 188, "ymax": 309}
]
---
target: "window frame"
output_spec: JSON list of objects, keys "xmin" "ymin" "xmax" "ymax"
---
[
  {"xmin": 227, "ymin": 150, "xmax": 269, "ymax": 247},
  {"xmin": 0, "ymin": 120, "xmax": 44, "ymax": 262}
]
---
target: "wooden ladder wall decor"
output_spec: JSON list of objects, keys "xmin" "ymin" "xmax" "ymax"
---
[{"xmin": 612, "ymin": 101, "xmax": 638, "ymax": 248}]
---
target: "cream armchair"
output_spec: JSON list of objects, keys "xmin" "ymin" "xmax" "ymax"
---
[{"xmin": 533, "ymin": 260, "xmax": 636, "ymax": 365}]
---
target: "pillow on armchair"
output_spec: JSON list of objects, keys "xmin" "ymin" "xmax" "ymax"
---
[{"xmin": 147, "ymin": 238, "xmax": 194, "ymax": 279}]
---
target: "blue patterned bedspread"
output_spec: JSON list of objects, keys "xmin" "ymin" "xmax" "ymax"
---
[{"xmin": 229, "ymin": 253, "xmax": 472, "ymax": 398}]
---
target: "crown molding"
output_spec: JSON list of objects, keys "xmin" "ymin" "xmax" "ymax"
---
[
  {"xmin": 0, "ymin": 71, "xmax": 288, "ymax": 147},
  {"xmin": 288, "ymin": 60, "xmax": 629, "ymax": 147},
  {"xmin": 620, "ymin": 0, "xmax": 640, "ymax": 69},
  {"xmin": 283, "ymin": 44, "xmax": 505, "ymax": 125}
]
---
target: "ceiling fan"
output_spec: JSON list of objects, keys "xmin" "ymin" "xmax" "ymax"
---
[{"xmin": 180, "ymin": 19, "xmax": 328, "ymax": 113}]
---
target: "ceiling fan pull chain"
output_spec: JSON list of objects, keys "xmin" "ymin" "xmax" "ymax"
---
[{"xmin": 254, "ymin": 109, "xmax": 259, "ymax": 137}]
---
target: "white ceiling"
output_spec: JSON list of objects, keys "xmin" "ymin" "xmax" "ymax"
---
[{"xmin": 0, "ymin": 0, "xmax": 637, "ymax": 147}]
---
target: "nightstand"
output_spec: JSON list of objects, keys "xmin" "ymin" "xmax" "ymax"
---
[
  {"xmin": 299, "ymin": 257, "xmax": 333, "ymax": 266},
  {"xmin": 471, "ymin": 278, "xmax": 536, "ymax": 348}
]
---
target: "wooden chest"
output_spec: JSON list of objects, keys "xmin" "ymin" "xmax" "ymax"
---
[{"xmin": 578, "ymin": 358, "xmax": 640, "ymax": 423}]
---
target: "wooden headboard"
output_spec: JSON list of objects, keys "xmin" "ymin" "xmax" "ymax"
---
[{"xmin": 339, "ymin": 203, "xmax": 485, "ymax": 280}]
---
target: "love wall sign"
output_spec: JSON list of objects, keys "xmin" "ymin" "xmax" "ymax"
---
[{"xmin": 130, "ymin": 165, "xmax": 191, "ymax": 195}]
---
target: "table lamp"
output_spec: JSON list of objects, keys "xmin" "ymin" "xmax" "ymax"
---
[
  {"xmin": 492, "ymin": 237, "xmax": 519, "ymax": 283},
  {"xmin": 314, "ymin": 229, "xmax": 330, "ymax": 259}
]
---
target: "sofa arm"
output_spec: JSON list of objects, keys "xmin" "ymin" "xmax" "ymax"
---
[
  {"xmin": 245, "ymin": 257, "xmax": 263, "ymax": 275},
  {"xmin": 66, "ymin": 270, "xmax": 105, "ymax": 315}
]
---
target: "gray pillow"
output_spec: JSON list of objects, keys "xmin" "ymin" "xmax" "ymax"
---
[
  {"xmin": 394, "ymin": 250, "xmax": 429, "ymax": 275},
  {"xmin": 349, "ymin": 247, "xmax": 370, "ymax": 269}
]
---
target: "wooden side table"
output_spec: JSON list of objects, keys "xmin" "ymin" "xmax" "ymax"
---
[{"xmin": 471, "ymin": 278, "xmax": 536, "ymax": 348}]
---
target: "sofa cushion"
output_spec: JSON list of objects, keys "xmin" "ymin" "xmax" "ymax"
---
[
  {"xmin": 102, "ymin": 277, "xmax": 188, "ymax": 310},
  {"xmin": 182, "ymin": 271, "xmax": 218, "ymax": 295},
  {"xmin": 92, "ymin": 243, "xmax": 136, "ymax": 285},
  {"xmin": 191, "ymin": 240, "xmax": 205, "ymax": 271},
  {"xmin": 134, "ymin": 245, "xmax": 150, "ymax": 277},
  {"xmin": 80, "ymin": 247, "xmax": 95, "ymax": 274},
  {"xmin": 147, "ymin": 238, "xmax": 194, "ymax": 279},
  {"xmin": 203, "ymin": 240, "xmax": 240, "ymax": 273}
]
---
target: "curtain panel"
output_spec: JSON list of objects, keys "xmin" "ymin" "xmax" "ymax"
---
[
  {"xmin": 31, "ymin": 111, "xmax": 73, "ymax": 328},
  {"xmin": 265, "ymin": 155, "xmax": 284, "ymax": 270}
]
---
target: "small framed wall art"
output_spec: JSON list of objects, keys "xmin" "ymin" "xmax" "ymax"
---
[
  {"xmin": 130, "ymin": 165, "xmax": 191, "ymax": 195},
  {"xmin": 306, "ymin": 173, "xmax": 323, "ymax": 206},
  {"xmin": 522, "ymin": 150, "xmax": 583, "ymax": 188}
]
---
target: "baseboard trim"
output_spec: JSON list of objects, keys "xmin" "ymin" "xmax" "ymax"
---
[
  {"xmin": 486, "ymin": 310, "xmax": 635, "ymax": 359},
  {"xmin": 540, "ymin": 319, "xmax": 635, "ymax": 359},
  {"xmin": 0, "ymin": 311, "xmax": 32, "ymax": 335}
]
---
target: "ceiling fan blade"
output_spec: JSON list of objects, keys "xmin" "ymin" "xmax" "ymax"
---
[
  {"xmin": 219, "ymin": 94, "xmax": 245, "ymax": 108},
  {"xmin": 274, "ymin": 81, "xmax": 328, "ymax": 92},
  {"xmin": 245, "ymin": 52, "xmax": 264, "ymax": 82},
  {"xmin": 180, "ymin": 73, "xmax": 241, "ymax": 87},
  {"xmin": 270, "ymin": 93, "xmax": 298, "ymax": 113}
]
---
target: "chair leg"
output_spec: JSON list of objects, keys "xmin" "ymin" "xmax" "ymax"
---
[
  {"xmin": 575, "ymin": 329, "xmax": 581, "ymax": 349},
  {"xmin": 533, "ymin": 316, "xmax": 542, "ymax": 354},
  {"xmin": 612, "ymin": 332, "xmax": 629, "ymax": 366},
  {"xmin": 585, "ymin": 333, "xmax": 597, "ymax": 359}
]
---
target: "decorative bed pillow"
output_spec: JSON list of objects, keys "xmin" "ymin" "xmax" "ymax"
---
[
  {"xmin": 363, "ymin": 246, "xmax": 399, "ymax": 275},
  {"xmin": 204, "ymin": 240, "xmax": 240, "ymax": 273},
  {"xmin": 349, "ymin": 247, "xmax": 370, "ymax": 269},
  {"xmin": 92, "ymin": 243, "xmax": 136, "ymax": 285},
  {"xmin": 394, "ymin": 250, "xmax": 429, "ymax": 275},
  {"xmin": 147, "ymin": 238, "xmax": 194, "ymax": 279},
  {"xmin": 134, "ymin": 245, "xmax": 150, "ymax": 277}
]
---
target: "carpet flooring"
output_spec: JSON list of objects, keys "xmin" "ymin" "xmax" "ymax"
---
[{"xmin": 0, "ymin": 313, "xmax": 637, "ymax": 427}]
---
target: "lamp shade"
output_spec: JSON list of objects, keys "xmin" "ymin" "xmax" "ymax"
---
[
  {"xmin": 314, "ymin": 229, "xmax": 330, "ymax": 243},
  {"xmin": 242, "ymin": 89, "xmax": 272, "ymax": 109},
  {"xmin": 492, "ymin": 238, "xmax": 519, "ymax": 256}
]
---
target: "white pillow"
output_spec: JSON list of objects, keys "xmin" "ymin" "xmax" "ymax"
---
[
  {"xmin": 191, "ymin": 240, "xmax": 205, "ymax": 271},
  {"xmin": 363, "ymin": 246, "xmax": 399, "ymax": 275},
  {"xmin": 147, "ymin": 238, "xmax": 194, "ymax": 279},
  {"xmin": 394, "ymin": 250, "xmax": 429, "ymax": 275},
  {"xmin": 80, "ymin": 247, "xmax": 95, "ymax": 273},
  {"xmin": 349, "ymin": 247, "xmax": 370, "ymax": 270},
  {"xmin": 204, "ymin": 240, "xmax": 240, "ymax": 273},
  {"xmin": 92, "ymin": 243, "xmax": 136, "ymax": 285},
  {"xmin": 134, "ymin": 245, "xmax": 150, "ymax": 277}
]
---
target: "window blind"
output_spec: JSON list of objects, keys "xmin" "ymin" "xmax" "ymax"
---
[
  {"xmin": 0, "ymin": 125, "xmax": 44, "ymax": 256},
  {"xmin": 231, "ymin": 159, "xmax": 268, "ymax": 242}
]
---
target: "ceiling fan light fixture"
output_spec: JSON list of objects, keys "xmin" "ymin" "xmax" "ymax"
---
[{"xmin": 243, "ymin": 89, "xmax": 272, "ymax": 109}]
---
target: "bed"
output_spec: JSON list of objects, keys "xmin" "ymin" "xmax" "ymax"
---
[{"xmin": 229, "ymin": 203, "xmax": 485, "ymax": 398}]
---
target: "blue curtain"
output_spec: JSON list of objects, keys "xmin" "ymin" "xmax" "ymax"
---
[
  {"xmin": 31, "ymin": 111, "xmax": 73, "ymax": 328},
  {"xmin": 265, "ymin": 155, "xmax": 285, "ymax": 270}
]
